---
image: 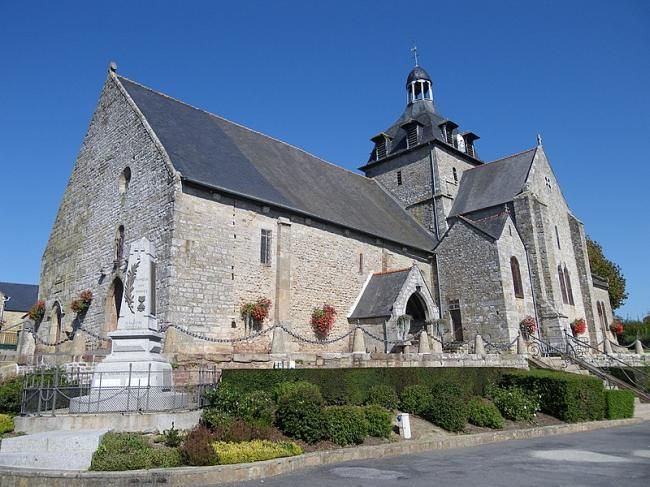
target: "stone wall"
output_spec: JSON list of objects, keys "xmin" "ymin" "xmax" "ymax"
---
[
  {"xmin": 435, "ymin": 220, "xmax": 508, "ymax": 342},
  {"xmin": 38, "ymin": 73, "xmax": 178, "ymax": 355},
  {"xmin": 496, "ymin": 217, "xmax": 536, "ymax": 341},
  {"xmin": 166, "ymin": 186, "xmax": 432, "ymax": 355}
]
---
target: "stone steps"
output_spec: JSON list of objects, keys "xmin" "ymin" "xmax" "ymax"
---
[{"xmin": 0, "ymin": 429, "xmax": 107, "ymax": 470}]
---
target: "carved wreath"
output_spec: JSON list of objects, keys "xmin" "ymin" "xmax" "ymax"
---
[{"xmin": 124, "ymin": 260, "xmax": 139, "ymax": 313}]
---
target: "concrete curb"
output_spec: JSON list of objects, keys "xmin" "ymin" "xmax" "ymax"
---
[{"xmin": 0, "ymin": 417, "xmax": 644, "ymax": 487}]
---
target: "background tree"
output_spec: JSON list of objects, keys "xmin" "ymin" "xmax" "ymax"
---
[{"xmin": 586, "ymin": 236, "xmax": 627, "ymax": 309}]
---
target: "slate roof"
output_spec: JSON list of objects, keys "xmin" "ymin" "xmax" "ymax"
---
[
  {"xmin": 458, "ymin": 212, "xmax": 510, "ymax": 240},
  {"xmin": 0, "ymin": 282, "xmax": 39, "ymax": 312},
  {"xmin": 406, "ymin": 66, "xmax": 432, "ymax": 85},
  {"xmin": 450, "ymin": 147, "xmax": 537, "ymax": 217},
  {"xmin": 349, "ymin": 269, "xmax": 411, "ymax": 320},
  {"xmin": 118, "ymin": 76, "xmax": 435, "ymax": 252}
]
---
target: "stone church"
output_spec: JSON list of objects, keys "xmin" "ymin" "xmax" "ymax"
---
[{"xmin": 32, "ymin": 62, "xmax": 614, "ymax": 359}]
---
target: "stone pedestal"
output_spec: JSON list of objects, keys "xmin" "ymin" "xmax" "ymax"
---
[{"xmin": 71, "ymin": 238, "xmax": 185, "ymax": 412}]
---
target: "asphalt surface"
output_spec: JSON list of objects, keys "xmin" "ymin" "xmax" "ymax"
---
[{"xmin": 220, "ymin": 423, "xmax": 650, "ymax": 487}]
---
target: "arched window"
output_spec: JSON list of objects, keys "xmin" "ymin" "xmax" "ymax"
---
[
  {"xmin": 511, "ymin": 257, "xmax": 524, "ymax": 298},
  {"xmin": 119, "ymin": 167, "xmax": 131, "ymax": 195},
  {"xmin": 453, "ymin": 167, "xmax": 458, "ymax": 184},
  {"xmin": 558, "ymin": 265, "xmax": 568, "ymax": 304},
  {"xmin": 597, "ymin": 301, "xmax": 607, "ymax": 328},
  {"xmin": 564, "ymin": 267, "xmax": 575, "ymax": 305}
]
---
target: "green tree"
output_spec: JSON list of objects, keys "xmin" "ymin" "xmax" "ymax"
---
[{"xmin": 586, "ymin": 237, "xmax": 627, "ymax": 310}]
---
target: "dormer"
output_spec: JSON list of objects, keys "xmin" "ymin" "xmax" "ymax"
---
[
  {"xmin": 371, "ymin": 132, "xmax": 392, "ymax": 161},
  {"xmin": 462, "ymin": 132, "xmax": 480, "ymax": 158},
  {"xmin": 438, "ymin": 121, "xmax": 458, "ymax": 146},
  {"xmin": 401, "ymin": 120, "xmax": 424, "ymax": 149}
]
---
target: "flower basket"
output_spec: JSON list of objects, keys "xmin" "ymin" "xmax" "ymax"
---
[
  {"xmin": 311, "ymin": 304, "xmax": 337, "ymax": 339},
  {"xmin": 519, "ymin": 316, "xmax": 537, "ymax": 339},
  {"xmin": 28, "ymin": 300, "xmax": 45, "ymax": 323},
  {"xmin": 71, "ymin": 290, "xmax": 93, "ymax": 315},
  {"xmin": 609, "ymin": 320, "xmax": 624, "ymax": 336},
  {"xmin": 240, "ymin": 297, "xmax": 272, "ymax": 331},
  {"xmin": 570, "ymin": 318, "xmax": 587, "ymax": 336}
]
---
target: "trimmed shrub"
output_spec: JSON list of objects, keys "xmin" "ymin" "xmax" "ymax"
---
[
  {"xmin": 181, "ymin": 425, "xmax": 218, "ymax": 466},
  {"xmin": 275, "ymin": 382, "xmax": 325, "ymax": 444},
  {"xmin": 500, "ymin": 370, "xmax": 606, "ymax": 422},
  {"xmin": 90, "ymin": 432, "xmax": 182, "ymax": 471},
  {"xmin": 604, "ymin": 390, "xmax": 635, "ymax": 419},
  {"xmin": 221, "ymin": 367, "xmax": 509, "ymax": 405},
  {"xmin": 466, "ymin": 397, "xmax": 505, "ymax": 429},
  {"xmin": 0, "ymin": 414, "xmax": 15, "ymax": 435},
  {"xmin": 486, "ymin": 385, "xmax": 539, "ymax": 421},
  {"xmin": 213, "ymin": 440, "xmax": 302, "ymax": 465},
  {"xmin": 424, "ymin": 382, "xmax": 467, "ymax": 432},
  {"xmin": 364, "ymin": 405, "xmax": 393, "ymax": 438},
  {"xmin": 399, "ymin": 385, "xmax": 431, "ymax": 416},
  {"xmin": 201, "ymin": 409, "xmax": 234, "ymax": 431},
  {"xmin": 324, "ymin": 406, "xmax": 369, "ymax": 446},
  {"xmin": 0, "ymin": 377, "xmax": 23, "ymax": 415},
  {"xmin": 203, "ymin": 382, "xmax": 241, "ymax": 415},
  {"xmin": 366, "ymin": 384, "xmax": 399, "ymax": 410},
  {"xmin": 238, "ymin": 390, "xmax": 274, "ymax": 426}
]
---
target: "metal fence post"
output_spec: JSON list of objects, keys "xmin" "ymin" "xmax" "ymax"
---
[
  {"xmin": 145, "ymin": 363, "xmax": 151, "ymax": 412},
  {"xmin": 126, "ymin": 363, "xmax": 133, "ymax": 412},
  {"xmin": 51, "ymin": 367, "xmax": 59, "ymax": 416}
]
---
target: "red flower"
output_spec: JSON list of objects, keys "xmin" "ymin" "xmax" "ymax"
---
[
  {"xmin": 609, "ymin": 320, "xmax": 624, "ymax": 336},
  {"xmin": 311, "ymin": 304, "xmax": 337, "ymax": 338},
  {"xmin": 570, "ymin": 318, "xmax": 587, "ymax": 335}
]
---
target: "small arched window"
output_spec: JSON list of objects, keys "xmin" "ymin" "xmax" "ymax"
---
[
  {"xmin": 119, "ymin": 167, "xmax": 132, "ymax": 195},
  {"xmin": 453, "ymin": 167, "xmax": 458, "ymax": 184},
  {"xmin": 510, "ymin": 257, "xmax": 524, "ymax": 298},
  {"xmin": 564, "ymin": 267, "xmax": 575, "ymax": 305},
  {"xmin": 558, "ymin": 265, "xmax": 568, "ymax": 304}
]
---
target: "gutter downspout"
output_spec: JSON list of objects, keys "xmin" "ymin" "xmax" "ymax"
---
[{"xmin": 428, "ymin": 144, "xmax": 443, "ymax": 320}]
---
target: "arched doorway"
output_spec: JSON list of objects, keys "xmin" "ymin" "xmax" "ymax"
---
[
  {"xmin": 104, "ymin": 278, "xmax": 124, "ymax": 335},
  {"xmin": 405, "ymin": 293, "xmax": 428, "ymax": 336}
]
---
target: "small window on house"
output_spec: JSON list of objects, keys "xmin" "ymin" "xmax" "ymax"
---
[
  {"xmin": 545, "ymin": 176, "xmax": 552, "ymax": 191},
  {"xmin": 406, "ymin": 125, "xmax": 419, "ymax": 149},
  {"xmin": 260, "ymin": 229, "xmax": 272, "ymax": 265},
  {"xmin": 119, "ymin": 167, "xmax": 131, "ymax": 195},
  {"xmin": 397, "ymin": 170, "xmax": 403, "ymax": 186},
  {"xmin": 564, "ymin": 267, "xmax": 575, "ymax": 305},
  {"xmin": 376, "ymin": 140, "xmax": 387, "ymax": 160},
  {"xmin": 558, "ymin": 265, "xmax": 568, "ymax": 304},
  {"xmin": 452, "ymin": 167, "xmax": 458, "ymax": 184},
  {"xmin": 359, "ymin": 253, "xmax": 364, "ymax": 274},
  {"xmin": 511, "ymin": 257, "xmax": 524, "ymax": 298},
  {"xmin": 555, "ymin": 226, "xmax": 561, "ymax": 249}
]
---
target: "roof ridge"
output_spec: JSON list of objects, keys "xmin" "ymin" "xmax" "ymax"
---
[
  {"xmin": 487, "ymin": 146, "xmax": 537, "ymax": 165},
  {"xmin": 465, "ymin": 211, "xmax": 509, "ymax": 223},
  {"xmin": 116, "ymin": 74, "xmax": 377, "ymax": 186},
  {"xmin": 372, "ymin": 267, "xmax": 411, "ymax": 276}
]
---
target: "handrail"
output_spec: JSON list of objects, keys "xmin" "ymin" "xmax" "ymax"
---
[
  {"xmin": 564, "ymin": 332, "xmax": 649, "ymax": 380},
  {"xmin": 527, "ymin": 334, "xmax": 650, "ymax": 402}
]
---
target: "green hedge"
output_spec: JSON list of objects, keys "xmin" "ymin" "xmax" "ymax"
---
[
  {"xmin": 220, "ymin": 368, "xmax": 510, "ymax": 406},
  {"xmin": 0, "ymin": 414, "xmax": 15, "ymax": 435},
  {"xmin": 604, "ymin": 390, "xmax": 635, "ymax": 419},
  {"xmin": 363, "ymin": 405, "xmax": 393, "ymax": 438},
  {"xmin": 500, "ymin": 369, "xmax": 606, "ymax": 422},
  {"xmin": 275, "ymin": 382, "xmax": 325, "ymax": 444},
  {"xmin": 467, "ymin": 397, "xmax": 505, "ymax": 429},
  {"xmin": 424, "ymin": 383, "xmax": 467, "ymax": 432}
]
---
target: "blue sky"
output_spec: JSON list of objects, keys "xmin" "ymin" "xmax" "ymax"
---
[{"xmin": 0, "ymin": 1, "xmax": 648, "ymax": 318}]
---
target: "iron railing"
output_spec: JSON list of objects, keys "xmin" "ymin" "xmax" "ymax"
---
[{"xmin": 20, "ymin": 365, "xmax": 218, "ymax": 416}]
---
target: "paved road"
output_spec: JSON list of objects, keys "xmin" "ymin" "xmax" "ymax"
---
[{"xmin": 221, "ymin": 423, "xmax": 650, "ymax": 487}]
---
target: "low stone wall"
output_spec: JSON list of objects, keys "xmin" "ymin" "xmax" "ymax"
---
[
  {"xmin": 14, "ymin": 410, "xmax": 201, "ymax": 435},
  {"xmin": 174, "ymin": 351, "xmax": 528, "ymax": 374}
]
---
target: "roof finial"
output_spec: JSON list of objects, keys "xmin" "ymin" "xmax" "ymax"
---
[
  {"xmin": 108, "ymin": 61, "xmax": 117, "ymax": 73},
  {"xmin": 536, "ymin": 133, "xmax": 543, "ymax": 146},
  {"xmin": 411, "ymin": 44, "xmax": 419, "ymax": 66}
]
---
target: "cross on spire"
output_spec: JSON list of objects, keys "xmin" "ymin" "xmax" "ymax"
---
[{"xmin": 411, "ymin": 45, "xmax": 419, "ymax": 66}]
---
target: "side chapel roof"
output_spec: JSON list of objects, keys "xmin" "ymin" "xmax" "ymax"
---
[
  {"xmin": 450, "ymin": 147, "xmax": 537, "ymax": 217},
  {"xmin": 349, "ymin": 269, "xmax": 411, "ymax": 320},
  {"xmin": 117, "ymin": 76, "xmax": 435, "ymax": 252},
  {"xmin": 0, "ymin": 282, "xmax": 39, "ymax": 312}
]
